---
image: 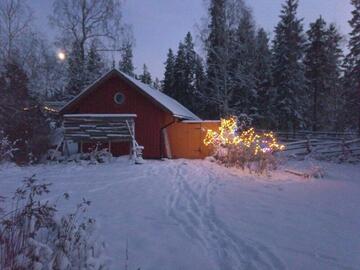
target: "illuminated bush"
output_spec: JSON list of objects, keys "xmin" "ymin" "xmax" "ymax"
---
[{"xmin": 204, "ymin": 116, "xmax": 284, "ymax": 173}]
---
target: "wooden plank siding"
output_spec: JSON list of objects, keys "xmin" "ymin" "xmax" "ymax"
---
[{"xmin": 166, "ymin": 121, "xmax": 221, "ymax": 159}]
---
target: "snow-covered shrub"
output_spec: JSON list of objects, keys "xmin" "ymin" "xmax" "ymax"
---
[
  {"xmin": 0, "ymin": 131, "xmax": 18, "ymax": 163},
  {"xmin": 0, "ymin": 176, "xmax": 109, "ymax": 270},
  {"xmin": 237, "ymin": 113, "xmax": 253, "ymax": 130},
  {"xmin": 308, "ymin": 165, "xmax": 325, "ymax": 178},
  {"xmin": 89, "ymin": 147, "xmax": 113, "ymax": 164},
  {"xmin": 66, "ymin": 143, "xmax": 112, "ymax": 164},
  {"xmin": 204, "ymin": 116, "xmax": 284, "ymax": 174},
  {"xmin": 213, "ymin": 142, "xmax": 278, "ymax": 174},
  {"xmin": 47, "ymin": 142, "xmax": 113, "ymax": 164}
]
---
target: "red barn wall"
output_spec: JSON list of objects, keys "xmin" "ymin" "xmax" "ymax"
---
[{"xmin": 63, "ymin": 75, "xmax": 173, "ymax": 158}]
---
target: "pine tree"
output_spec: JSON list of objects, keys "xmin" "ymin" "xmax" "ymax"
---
[
  {"xmin": 86, "ymin": 41, "xmax": 104, "ymax": 86},
  {"xmin": 254, "ymin": 28, "xmax": 274, "ymax": 129},
  {"xmin": 304, "ymin": 17, "xmax": 329, "ymax": 131},
  {"xmin": 139, "ymin": 64, "xmax": 152, "ymax": 85},
  {"xmin": 119, "ymin": 42, "xmax": 134, "ymax": 77},
  {"xmin": 344, "ymin": 0, "xmax": 360, "ymax": 131},
  {"xmin": 272, "ymin": 0, "xmax": 307, "ymax": 131},
  {"xmin": 162, "ymin": 49, "xmax": 176, "ymax": 95}
]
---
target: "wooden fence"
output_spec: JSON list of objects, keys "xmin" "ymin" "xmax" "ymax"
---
[{"xmin": 275, "ymin": 131, "xmax": 360, "ymax": 159}]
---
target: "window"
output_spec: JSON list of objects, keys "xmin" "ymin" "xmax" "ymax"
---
[{"xmin": 114, "ymin": 92, "xmax": 125, "ymax": 105}]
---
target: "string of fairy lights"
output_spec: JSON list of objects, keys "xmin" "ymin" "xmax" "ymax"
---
[{"xmin": 203, "ymin": 116, "xmax": 285, "ymax": 155}]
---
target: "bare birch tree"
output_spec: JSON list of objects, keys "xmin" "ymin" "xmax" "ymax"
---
[
  {"xmin": 0, "ymin": 0, "xmax": 33, "ymax": 62},
  {"xmin": 50, "ymin": 0, "xmax": 129, "ymax": 62}
]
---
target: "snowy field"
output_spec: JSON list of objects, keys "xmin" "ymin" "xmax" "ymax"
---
[{"xmin": 1, "ymin": 158, "xmax": 359, "ymax": 270}]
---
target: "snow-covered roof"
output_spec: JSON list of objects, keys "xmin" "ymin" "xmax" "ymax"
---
[
  {"xmin": 60, "ymin": 69, "xmax": 201, "ymax": 121},
  {"xmin": 64, "ymin": 114, "xmax": 137, "ymax": 118}
]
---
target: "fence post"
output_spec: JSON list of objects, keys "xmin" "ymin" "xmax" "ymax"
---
[{"xmin": 306, "ymin": 136, "xmax": 311, "ymax": 154}]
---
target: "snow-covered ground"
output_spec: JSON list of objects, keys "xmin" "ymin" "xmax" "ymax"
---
[{"xmin": 1, "ymin": 158, "xmax": 359, "ymax": 270}]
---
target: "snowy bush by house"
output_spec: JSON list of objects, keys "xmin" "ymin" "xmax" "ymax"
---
[
  {"xmin": 0, "ymin": 131, "xmax": 18, "ymax": 164},
  {"xmin": 0, "ymin": 176, "xmax": 109, "ymax": 270},
  {"xmin": 49, "ymin": 144, "xmax": 113, "ymax": 164}
]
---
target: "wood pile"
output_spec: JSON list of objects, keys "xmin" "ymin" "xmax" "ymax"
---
[{"xmin": 63, "ymin": 114, "xmax": 137, "ymax": 142}]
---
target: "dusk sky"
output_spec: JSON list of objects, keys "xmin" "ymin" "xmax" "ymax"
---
[{"xmin": 29, "ymin": 0, "xmax": 353, "ymax": 79}]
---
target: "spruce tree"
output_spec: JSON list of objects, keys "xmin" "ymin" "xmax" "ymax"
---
[
  {"xmin": 233, "ymin": 10, "xmax": 257, "ymax": 118},
  {"xmin": 139, "ymin": 64, "xmax": 152, "ymax": 85},
  {"xmin": 206, "ymin": 0, "xmax": 226, "ymax": 79},
  {"xmin": 152, "ymin": 78, "xmax": 161, "ymax": 90},
  {"xmin": 304, "ymin": 17, "xmax": 328, "ymax": 131},
  {"xmin": 344, "ymin": 0, "xmax": 360, "ymax": 131},
  {"xmin": 254, "ymin": 28, "xmax": 274, "ymax": 129},
  {"xmin": 184, "ymin": 33, "xmax": 197, "ymax": 93},
  {"xmin": 163, "ymin": 33, "xmax": 205, "ymax": 115},
  {"xmin": 174, "ymin": 33, "xmax": 197, "ymax": 110},
  {"xmin": 193, "ymin": 55, "xmax": 206, "ymax": 116},
  {"xmin": 171, "ymin": 32, "xmax": 203, "ymax": 113},
  {"xmin": 173, "ymin": 42, "xmax": 188, "ymax": 102},
  {"xmin": 119, "ymin": 42, "xmax": 134, "ymax": 77},
  {"xmin": 204, "ymin": 0, "xmax": 250, "ymax": 118},
  {"xmin": 0, "ymin": 60, "xmax": 49, "ymax": 163},
  {"xmin": 205, "ymin": 0, "xmax": 231, "ymax": 117},
  {"xmin": 272, "ymin": 0, "xmax": 307, "ymax": 131},
  {"xmin": 86, "ymin": 41, "xmax": 104, "ymax": 86},
  {"xmin": 162, "ymin": 49, "xmax": 176, "ymax": 95},
  {"xmin": 324, "ymin": 24, "xmax": 344, "ymax": 131},
  {"xmin": 66, "ymin": 42, "xmax": 87, "ymax": 97},
  {"xmin": 194, "ymin": 56, "xmax": 206, "ymax": 98}
]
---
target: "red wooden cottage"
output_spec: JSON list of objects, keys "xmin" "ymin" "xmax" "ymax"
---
[{"xmin": 59, "ymin": 69, "xmax": 219, "ymax": 159}]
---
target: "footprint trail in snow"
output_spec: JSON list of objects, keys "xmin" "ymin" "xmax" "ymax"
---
[{"xmin": 166, "ymin": 161, "xmax": 285, "ymax": 270}]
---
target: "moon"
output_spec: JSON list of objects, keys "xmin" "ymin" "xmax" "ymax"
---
[{"xmin": 57, "ymin": 51, "xmax": 66, "ymax": 61}]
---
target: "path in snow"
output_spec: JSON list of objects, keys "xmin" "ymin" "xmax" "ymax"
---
[{"xmin": 165, "ymin": 161, "xmax": 285, "ymax": 270}]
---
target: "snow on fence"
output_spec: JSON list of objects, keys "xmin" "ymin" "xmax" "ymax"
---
[
  {"xmin": 274, "ymin": 131, "xmax": 360, "ymax": 160},
  {"xmin": 275, "ymin": 130, "xmax": 358, "ymax": 141}
]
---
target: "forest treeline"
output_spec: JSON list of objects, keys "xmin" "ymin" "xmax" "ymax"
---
[{"xmin": 162, "ymin": 0, "xmax": 360, "ymax": 133}]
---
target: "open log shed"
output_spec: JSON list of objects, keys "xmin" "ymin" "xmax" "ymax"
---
[{"xmin": 62, "ymin": 114, "xmax": 142, "ymax": 160}]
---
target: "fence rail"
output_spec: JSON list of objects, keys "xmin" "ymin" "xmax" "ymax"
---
[{"xmin": 277, "ymin": 131, "xmax": 360, "ymax": 160}]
